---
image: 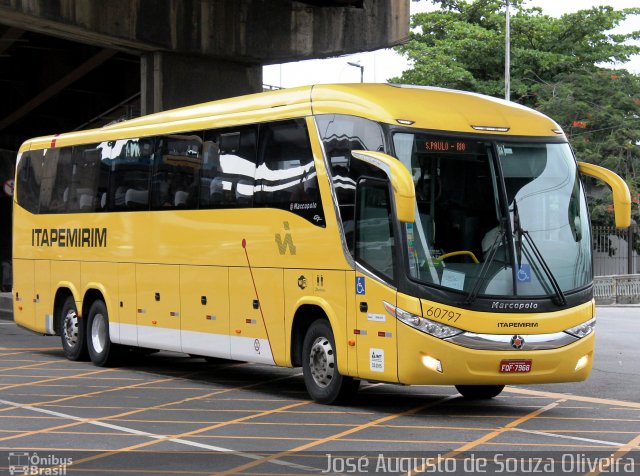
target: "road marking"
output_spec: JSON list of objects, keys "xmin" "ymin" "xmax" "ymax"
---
[
  {"xmin": 0, "ymin": 371, "xmax": 318, "ymax": 471},
  {"xmin": 216, "ymin": 395, "xmax": 458, "ymax": 476},
  {"xmin": 406, "ymin": 398, "xmax": 567, "ymax": 476},
  {"xmin": 0, "ymin": 361, "xmax": 56, "ymax": 372},
  {"xmin": 505, "ymin": 386, "xmax": 640, "ymax": 409},
  {"xmin": 511, "ymin": 428, "xmax": 626, "ymax": 447},
  {"xmin": 0, "ymin": 367, "xmax": 116, "ymax": 393},
  {"xmin": 584, "ymin": 432, "xmax": 640, "ymax": 476},
  {"xmin": 0, "ymin": 347, "xmax": 60, "ymax": 351},
  {"xmin": 0, "ymin": 398, "xmax": 319, "ymax": 472}
]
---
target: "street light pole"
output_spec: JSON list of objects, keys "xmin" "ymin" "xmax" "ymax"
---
[
  {"xmin": 347, "ymin": 61, "xmax": 364, "ymax": 83},
  {"xmin": 505, "ymin": 0, "xmax": 511, "ymax": 101}
]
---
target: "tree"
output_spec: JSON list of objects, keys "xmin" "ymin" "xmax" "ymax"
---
[{"xmin": 392, "ymin": 0, "xmax": 640, "ymax": 224}]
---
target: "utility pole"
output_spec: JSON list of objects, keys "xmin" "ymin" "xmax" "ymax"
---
[
  {"xmin": 347, "ymin": 61, "xmax": 364, "ymax": 83},
  {"xmin": 505, "ymin": 0, "xmax": 511, "ymax": 101}
]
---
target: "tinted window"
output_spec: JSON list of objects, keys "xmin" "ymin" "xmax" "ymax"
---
[
  {"xmin": 39, "ymin": 147, "xmax": 72, "ymax": 213},
  {"xmin": 255, "ymin": 119, "xmax": 324, "ymax": 226},
  {"xmin": 68, "ymin": 143, "xmax": 106, "ymax": 213},
  {"xmin": 356, "ymin": 178, "xmax": 395, "ymax": 280},
  {"xmin": 202, "ymin": 126, "xmax": 257, "ymax": 208},
  {"xmin": 109, "ymin": 138, "xmax": 153, "ymax": 211},
  {"xmin": 151, "ymin": 135, "xmax": 202, "ymax": 209},
  {"xmin": 16, "ymin": 150, "xmax": 43, "ymax": 213},
  {"xmin": 317, "ymin": 115, "xmax": 386, "ymax": 240}
]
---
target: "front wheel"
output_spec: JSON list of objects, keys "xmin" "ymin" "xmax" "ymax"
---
[
  {"xmin": 302, "ymin": 320, "xmax": 359, "ymax": 404},
  {"xmin": 59, "ymin": 296, "xmax": 88, "ymax": 361},
  {"xmin": 86, "ymin": 300, "xmax": 120, "ymax": 367},
  {"xmin": 455, "ymin": 385, "xmax": 504, "ymax": 399}
]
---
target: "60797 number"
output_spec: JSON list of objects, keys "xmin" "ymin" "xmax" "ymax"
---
[{"xmin": 424, "ymin": 305, "xmax": 461, "ymax": 323}]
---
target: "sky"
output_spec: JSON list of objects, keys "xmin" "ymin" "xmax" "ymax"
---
[{"xmin": 262, "ymin": 0, "xmax": 640, "ymax": 88}]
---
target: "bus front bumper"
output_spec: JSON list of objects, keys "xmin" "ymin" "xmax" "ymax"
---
[{"xmin": 397, "ymin": 323, "xmax": 594, "ymax": 385}]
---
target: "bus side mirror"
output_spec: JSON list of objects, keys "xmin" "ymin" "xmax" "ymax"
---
[
  {"xmin": 578, "ymin": 161, "xmax": 631, "ymax": 229},
  {"xmin": 351, "ymin": 150, "xmax": 416, "ymax": 223}
]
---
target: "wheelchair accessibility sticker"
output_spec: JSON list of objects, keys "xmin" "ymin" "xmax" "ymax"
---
[
  {"xmin": 517, "ymin": 264, "xmax": 531, "ymax": 283},
  {"xmin": 356, "ymin": 276, "xmax": 366, "ymax": 295}
]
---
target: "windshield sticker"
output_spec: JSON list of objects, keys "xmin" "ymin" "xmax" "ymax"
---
[
  {"xmin": 517, "ymin": 264, "xmax": 532, "ymax": 283},
  {"xmin": 441, "ymin": 269, "xmax": 465, "ymax": 291}
]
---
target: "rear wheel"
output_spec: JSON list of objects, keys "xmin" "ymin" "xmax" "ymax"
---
[
  {"xmin": 59, "ymin": 296, "xmax": 88, "ymax": 361},
  {"xmin": 455, "ymin": 385, "xmax": 504, "ymax": 399},
  {"xmin": 86, "ymin": 300, "xmax": 120, "ymax": 366},
  {"xmin": 302, "ymin": 320, "xmax": 359, "ymax": 404}
]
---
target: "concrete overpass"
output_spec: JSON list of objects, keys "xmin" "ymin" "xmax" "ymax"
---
[
  {"xmin": 0, "ymin": 0, "xmax": 408, "ymax": 149},
  {"xmin": 0, "ymin": 0, "xmax": 409, "ymax": 287}
]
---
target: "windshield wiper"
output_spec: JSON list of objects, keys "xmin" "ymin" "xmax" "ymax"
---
[
  {"xmin": 513, "ymin": 199, "xmax": 523, "ymax": 267},
  {"xmin": 465, "ymin": 219, "xmax": 507, "ymax": 305},
  {"xmin": 512, "ymin": 198, "xmax": 567, "ymax": 306}
]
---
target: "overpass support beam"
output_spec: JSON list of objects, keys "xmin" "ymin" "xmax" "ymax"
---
[{"xmin": 141, "ymin": 52, "xmax": 262, "ymax": 114}]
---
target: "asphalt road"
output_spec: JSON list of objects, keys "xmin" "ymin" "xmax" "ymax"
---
[{"xmin": 0, "ymin": 306, "xmax": 638, "ymax": 475}]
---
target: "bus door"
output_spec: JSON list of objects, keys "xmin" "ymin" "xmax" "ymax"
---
[{"xmin": 353, "ymin": 178, "xmax": 399, "ymax": 383}]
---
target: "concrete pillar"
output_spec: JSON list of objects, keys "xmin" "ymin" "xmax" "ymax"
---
[{"xmin": 141, "ymin": 52, "xmax": 262, "ymax": 114}]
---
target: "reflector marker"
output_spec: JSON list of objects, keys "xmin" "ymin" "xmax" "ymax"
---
[
  {"xmin": 353, "ymin": 329, "xmax": 367, "ymax": 336},
  {"xmin": 378, "ymin": 331, "xmax": 393, "ymax": 338},
  {"xmin": 471, "ymin": 125, "xmax": 510, "ymax": 132}
]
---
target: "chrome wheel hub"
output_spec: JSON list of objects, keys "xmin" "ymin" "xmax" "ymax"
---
[
  {"xmin": 309, "ymin": 336, "xmax": 335, "ymax": 388},
  {"xmin": 91, "ymin": 313, "xmax": 107, "ymax": 354},
  {"xmin": 63, "ymin": 309, "xmax": 79, "ymax": 348}
]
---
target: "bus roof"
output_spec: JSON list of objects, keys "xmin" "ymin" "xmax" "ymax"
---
[{"xmin": 20, "ymin": 83, "xmax": 563, "ymax": 152}]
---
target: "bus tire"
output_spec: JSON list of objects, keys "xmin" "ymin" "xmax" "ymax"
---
[
  {"xmin": 302, "ymin": 319, "xmax": 359, "ymax": 405},
  {"xmin": 86, "ymin": 300, "xmax": 119, "ymax": 367},
  {"xmin": 455, "ymin": 385, "xmax": 504, "ymax": 399},
  {"xmin": 59, "ymin": 296, "xmax": 88, "ymax": 361}
]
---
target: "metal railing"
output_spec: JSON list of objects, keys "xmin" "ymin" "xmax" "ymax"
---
[
  {"xmin": 593, "ymin": 225, "xmax": 639, "ymax": 276},
  {"xmin": 593, "ymin": 274, "xmax": 640, "ymax": 305},
  {"xmin": 592, "ymin": 225, "xmax": 640, "ymax": 304}
]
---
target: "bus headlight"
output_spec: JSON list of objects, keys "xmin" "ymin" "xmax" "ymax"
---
[
  {"xmin": 384, "ymin": 302, "xmax": 463, "ymax": 339},
  {"xmin": 564, "ymin": 318, "xmax": 595, "ymax": 338}
]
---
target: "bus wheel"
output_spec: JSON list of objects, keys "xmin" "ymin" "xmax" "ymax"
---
[
  {"xmin": 455, "ymin": 385, "xmax": 505, "ymax": 399},
  {"xmin": 302, "ymin": 320, "xmax": 359, "ymax": 404},
  {"xmin": 87, "ymin": 300, "xmax": 118, "ymax": 367},
  {"xmin": 59, "ymin": 296, "xmax": 88, "ymax": 361}
]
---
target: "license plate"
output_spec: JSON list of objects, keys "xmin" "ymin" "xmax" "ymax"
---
[{"xmin": 500, "ymin": 359, "xmax": 532, "ymax": 373}]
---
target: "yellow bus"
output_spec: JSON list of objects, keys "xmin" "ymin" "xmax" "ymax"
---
[{"xmin": 13, "ymin": 84, "xmax": 630, "ymax": 404}]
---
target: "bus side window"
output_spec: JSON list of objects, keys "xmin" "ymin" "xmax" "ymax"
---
[
  {"xmin": 199, "ymin": 140, "xmax": 220, "ymax": 208},
  {"xmin": 39, "ymin": 147, "xmax": 73, "ymax": 214},
  {"xmin": 151, "ymin": 134, "xmax": 202, "ymax": 210},
  {"xmin": 202, "ymin": 126, "xmax": 257, "ymax": 209},
  {"xmin": 355, "ymin": 178, "xmax": 395, "ymax": 281},
  {"xmin": 316, "ymin": 114, "xmax": 386, "ymax": 237},
  {"xmin": 16, "ymin": 150, "xmax": 43, "ymax": 214},
  {"xmin": 110, "ymin": 138, "xmax": 153, "ymax": 211},
  {"xmin": 255, "ymin": 119, "xmax": 325, "ymax": 226},
  {"xmin": 68, "ymin": 144, "xmax": 103, "ymax": 213}
]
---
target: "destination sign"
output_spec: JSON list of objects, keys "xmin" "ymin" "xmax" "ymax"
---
[{"xmin": 422, "ymin": 138, "xmax": 472, "ymax": 154}]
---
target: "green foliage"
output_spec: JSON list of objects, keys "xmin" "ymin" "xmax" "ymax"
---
[{"xmin": 394, "ymin": 0, "xmax": 640, "ymax": 224}]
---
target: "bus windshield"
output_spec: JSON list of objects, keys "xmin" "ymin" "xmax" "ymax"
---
[{"xmin": 393, "ymin": 132, "xmax": 591, "ymax": 298}]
